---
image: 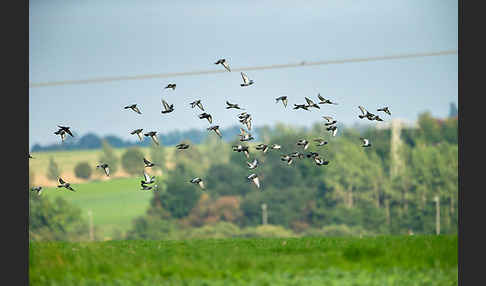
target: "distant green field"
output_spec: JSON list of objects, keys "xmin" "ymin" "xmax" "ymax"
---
[
  {"xmin": 30, "ymin": 235, "xmax": 457, "ymax": 286},
  {"xmin": 41, "ymin": 177, "xmax": 155, "ymax": 238}
]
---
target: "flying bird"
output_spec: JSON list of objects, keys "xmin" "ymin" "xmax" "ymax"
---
[
  {"xmin": 247, "ymin": 173, "xmax": 260, "ymax": 189},
  {"xmin": 276, "ymin": 96, "xmax": 288, "ymax": 108},
  {"xmin": 141, "ymin": 172, "xmax": 155, "ymax": 185},
  {"xmin": 240, "ymin": 72, "xmax": 254, "ymax": 87},
  {"xmin": 314, "ymin": 156, "xmax": 330, "ymax": 166},
  {"xmin": 326, "ymin": 125, "xmax": 338, "ymax": 137},
  {"xmin": 255, "ymin": 144, "xmax": 270, "ymax": 153},
  {"xmin": 143, "ymin": 158, "xmax": 155, "ymax": 168},
  {"xmin": 190, "ymin": 177, "xmax": 205, "ymax": 189},
  {"xmin": 314, "ymin": 138, "xmax": 328, "ymax": 146},
  {"xmin": 165, "ymin": 83, "xmax": 176, "ymax": 90},
  {"xmin": 281, "ymin": 155, "xmax": 293, "ymax": 165},
  {"xmin": 293, "ymin": 104, "xmax": 310, "ymax": 111},
  {"xmin": 198, "ymin": 112, "xmax": 213, "ymax": 124},
  {"xmin": 144, "ymin": 131, "xmax": 160, "ymax": 146},
  {"xmin": 305, "ymin": 97, "xmax": 320, "ymax": 109},
  {"xmin": 317, "ymin": 94, "xmax": 338, "ymax": 105},
  {"xmin": 232, "ymin": 145, "xmax": 250, "ymax": 158},
  {"xmin": 373, "ymin": 115, "xmax": 384, "ymax": 122},
  {"xmin": 130, "ymin": 129, "xmax": 144, "ymax": 141},
  {"xmin": 271, "ymin": 144, "xmax": 282, "ymax": 150},
  {"xmin": 214, "ymin": 59, "xmax": 231, "ymax": 72},
  {"xmin": 207, "ymin": 125, "xmax": 222, "ymax": 138},
  {"xmin": 358, "ymin": 106, "xmax": 376, "ymax": 120},
  {"xmin": 360, "ymin": 138, "xmax": 372, "ymax": 147},
  {"xmin": 377, "ymin": 107, "xmax": 391, "ymax": 115},
  {"xmin": 57, "ymin": 125, "xmax": 74, "ymax": 137},
  {"xmin": 297, "ymin": 139, "xmax": 310, "ymax": 150},
  {"xmin": 322, "ymin": 116, "xmax": 337, "ymax": 126},
  {"xmin": 247, "ymin": 159, "xmax": 259, "ymax": 170},
  {"xmin": 239, "ymin": 116, "xmax": 252, "ymax": 131},
  {"xmin": 226, "ymin": 101, "xmax": 244, "ymax": 110},
  {"xmin": 161, "ymin": 99, "xmax": 175, "ymax": 114},
  {"xmin": 54, "ymin": 129, "xmax": 67, "ymax": 143},
  {"xmin": 190, "ymin": 100, "xmax": 204, "ymax": 111},
  {"xmin": 30, "ymin": 186, "xmax": 43, "ymax": 196},
  {"xmin": 176, "ymin": 143, "xmax": 190, "ymax": 150},
  {"xmin": 57, "ymin": 177, "xmax": 75, "ymax": 192},
  {"xmin": 96, "ymin": 163, "xmax": 110, "ymax": 177},
  {"xmin": 239, "ymin": 128, "xmax": 254, "ymax": 142},
  {"xmin": 124, "ymin": 104, "xmax": 142, "ymax": 114},
  {"xmin": 306, "ymin": 152, "xmax": 320, "ymax": 159}
]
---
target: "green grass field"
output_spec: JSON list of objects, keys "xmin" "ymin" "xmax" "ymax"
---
[
  {"xmin": 30, "ymin": 235, "xmax": 457, "ymax": 285},
  {"xmin": 41, "ymin": 177, "xmax": 155, "ymax": 238}
]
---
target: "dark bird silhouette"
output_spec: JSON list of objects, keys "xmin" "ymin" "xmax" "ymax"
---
[
  {"xmin": 141, "ymin": 172, "xmax": 155, "ymax": 185},
  {"xmin": 30, "ymin": 186, "xmax": 43, "ymax": 196},
  {"xmin": 317, "ymin": 94, "xmax": 338, "ymax": 105},
  {"xmin": 207, "ymin": 125, "xmax": 222, "ymax": 138},
  {"xmin": 198, "ymin": 112, "xmax": 213, "ymax": 124},
  {"xmin": 293, "ymin": 104, "xmax": 310, "ymax": 111},
  {"xmin": 240, "ymin": 72, "xmax": 254, "ymax": 87},
  {"xmin": 57, "ymin": 125, "xmax": 74, "ymax": 137},
  {"xmin": 176, "ymin": 143, "xmax": 190, "ymax": 150},
  {"xmin": 124, "ymin": 104, "xmax": 142, "ymax": 114},
  {"xmin": 144, "ymin": 131, "xmax": 160, "ymax": 145},
  {"xmin": 276, "ymin": 96, "xmax": 288, "ymax": 108},
  {"xmin": 322, "ymin": 116, "xmax": 337, "ymax": 126},
  {"xmin": 141, "ymin": 183, "xmax": 158, "ymax": 191},
  {"xmin": 190, "ymin": 100, "xmax": 204, "ymax": 111},
  {"xmin": 57, "ymin": 177, "xmax": 75, "ymax": 192},
  {"xmin": 161, "ymin": 99, "xmax": 175, "ymax": 114},
  {"xmin": 305, "ymin": 97, "xmax": 320, "ymax": 109},
  {"xmin": 226, "ymin": 101, "xmax": 244, "ymax": 110},
  {"xmin": 96, "ymin": 163, "xmax": 110, "ymax": 177},
  {"xmin": 190, "ymin": 177, "xmax": 205, "ymax": 189},
  {"xmin": 215, "ymin": 59, "xmax": 231, "ymax": 72},
  {"xmin": 130, "ymin": 129, "xmax": 144, "ymax": 141},
  {"xmin": 247, "ymin": 173, "xmax": 260, "ymax": 189},
  {"xmin": 143, "ymin": 158, "xmax": 155, "ymax": 168},
  {"xmin": 358, "ymin": 106, "xmax": 376, "ymax": 120},
  {"xmin": 165, "ymin": 83, "xmax": 176, "ymax": 90},
  {"xmin": 373, "ymin": 115, "xmax": 384, "ymax": 121},
  {"xmin": 54, "ymin": 129, "xmax": 67, "ymax": 143},
  {"xmin": 232, "ymin": 145, "xmax": 250, "ymax": 158},
  {"xmin": 377, "ymin": 107, "xmax": 391, "ymax": 115}
]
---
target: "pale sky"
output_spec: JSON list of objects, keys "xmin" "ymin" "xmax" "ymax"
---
[{"xmin": 29, "ymin": 0, "xmax": 458, "ymax": 148}]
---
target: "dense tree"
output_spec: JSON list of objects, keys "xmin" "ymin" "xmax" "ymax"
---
[
  {"xmin": 74, "ymin": 162, "xmax": 92, "ymax": 179},
  {"xmin": 121, "ymin": 148, "xmax": 145, "ymax": 175},
  {"xmin": 46, "ymin": 157, "xmax": 60, "ymax": 181}
]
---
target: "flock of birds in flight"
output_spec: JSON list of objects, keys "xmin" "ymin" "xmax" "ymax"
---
[{"xmin": 29, "ymin": 58, "xmax": 391, "ymax": 196}]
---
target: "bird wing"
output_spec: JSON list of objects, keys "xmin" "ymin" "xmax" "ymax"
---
[
  {"xmin": 282, "ymin": 97, "xmax": 288, "ymax": 107},
  {"xmin": 152, "ymin": 135, "xmax": 160, "ymax": 145},
  {"xmin": 252, "ymin": 176, "xmax": 260, "ymax": 188},
  {"xmin": 322, "ymin": 116, "xmax": 333, "ymax": 122},
  {"xmin": 162, "ymin": 99, "xmax": 170, "ymax": 110},
  {"xmin": 104, "ymin": 167, "xmax": 110, "ymax": 176},
  {"xmin": 58, "ymin": 177, "xmax": 66, "ymax": 184},
  {"xmin": 305, "ymin": 97, "xmax": 315, "ymax": 105},
  {"xmin": 133, "ymin": 106, "xmax": 142, "ymax": 114},
  {"xmin": 317, "ymin": 93, "xmax": 325, "ymax": 102},
  {"xmin": 241, "ymin": 72, "xmax": 249, "ymax": 84},
  {"xmin": 332, "ymin": 128, "xmax": 338, "ymax": 137},
  {"xmin": 197, "ymin": 102, "xmax": 204, "ymax": 111},
  {"xmin": 137, "ymin": 133, "xmax": 143, "ymax": 141},
  {"xmin": 198, "ymin": 181, "xmax": 205, "ymax": 189},
  {"xmin": 67, "ymin": 185, "xmax": 75, "ymax": 192},
  {"xmin": 144, "ymin": 158, "xmax": 151, "ymax": 165},
  {"xmin": 214, "ymin": 128, "xmax": 222, "ymax": 137},
  {"xmin": 143, "ymin": 172, "xmax": 151, "ymax": 182},
  {"xmin": 244, "ymin": 150, "xmax": 249, "ymax": 158},
  {"xmin": 246, "ymin": 119, "xmax": 252, "ymax": 130},
  {"xmin": 222, "ymin": 61, "xmax": 231, "ymax": 72},
  {"xmin": 359, "ymin": 106, "xmax": 368, "ymax": 115}
]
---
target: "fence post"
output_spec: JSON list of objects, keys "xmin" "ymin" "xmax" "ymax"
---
[
  {"xmin": 261, "ymin": 203, "xmax": 268, "ymax": 225},
  {"xmin": 434, "ymin": 196, "xmax": 440, "ymax": 235}
]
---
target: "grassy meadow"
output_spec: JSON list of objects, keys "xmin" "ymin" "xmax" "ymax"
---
[{"xmin": 30, "ymin": 235, "xmax": 457, "ymax": 285}]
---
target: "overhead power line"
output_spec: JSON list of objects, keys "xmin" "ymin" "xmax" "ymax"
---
[{"xmin": 29, "ymin": 49, "xmax": 457, "ymax": 88}]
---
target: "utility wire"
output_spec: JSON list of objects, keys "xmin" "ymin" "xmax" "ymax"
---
[{"xmin": 29, "ymin": 49, "xmax": 457, "ymax": 88}]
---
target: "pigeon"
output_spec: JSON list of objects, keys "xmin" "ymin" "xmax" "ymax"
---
[
  {"xmin": 317, "ymin": 94, "xmax": 338, "ymax": 105},
  {"xmin": 226, "ymin": 101, "xmax": 244, "ymax": 110},
  {"xmin": 314, "ymin": 156, "xmax": 330, "ymax": 166},
  {"xmin": 232, "ymin": 145, "xmax": 250, "ymax": 158},
  {"xmin": 215, "ymin": 59, "xmax": 231, "ymax": 72},
  {"xmin": 247, "ymin": 173, "xmax": 260, "ymax": 189},
  {"xmin": 30, "ymin": 186, "xmax": 43, "ymax": 196},
  {"xmin": 306, "ymin": 152, "xmax": 320, "ymax": 159},
  {"xmin": 207, "ymin": 125, "xmax": 222, "ymax": 138},
  {"xmin": 176, "ymin": 143, "xmax": 190, "ymax": 150},
  {"xmin": 240, "ymin": 72, "xmax": 254, "ymax": 87},
  {"xmin": 297, "ymin": 139, "xmax": 310, "ymax": 150},
  {"xmin": 305, "ymin": 97, "xmax": 320, "ymax": 109},
  {"xmin": 165, "ymin": 83, "xmax": 176, "ymax": 90},
  {"xmin": 358, "ymin": 106, "xmax": 376, "ymax": 120},
  {"xmin": 239, "ymin": 128, "xmax": 254, "ymax": 142},
  {"xmin": 373, "ymin": 115, "xmax": 384, "ymax": 122},
  {"xmin": 190, "ymin": 100, "xmax": 204, "ymax": 111},
  {"xmin": 322, "ymin": 116, "xmax": 337, "ymax": 126},
  {"xmin": 96, "ymin": 163, "xmax": 110, "ymax": 177},
  {"xmin": 161, "ymin": 99, "xmax": 175, "ymax": 114},
  {"xmin": 141, "ymin": 184, "xmax": 158, "ymax": 191},
  {"xmin": 130, "ymin": 129, "xmax": 144, "ymax": 141},
  {"xmin": 144, "ymin": 131, "xmax": 160, "ymax": 146},
  {"xmin": 271, "ymin": 144, "xmax": 282, "ymax": 150},
  {"xmin": 143, "ymin": 158, "xmax": 155, "ymax": 168},
  {"xmin": 247, "ymin": 159, "xmax": 259, "ymax": 170},
  {"xmin": 57, "ymin": 125, "xmax": 74, "ymax": 137},
  {"xmin": 360, "ymin": 138, "xmax": 372, "ymax": 147},
  {"xmin": 255, "ymin": 144, "xmax": 270, "ymax": 153},
  {"xmin": 124, "ymin": 104, "xmax": 142, "ymax": 114},
  {"xmin": 314, "ymin": 138, "xmax": 328, "ymax": 146},
  {"xmin": 141, "ymin": 172, "xmax": 155, "ymax": 185},
  {"xmin": 237, "ymin": 112, "xmax": 250, "ymax": 119},
  {"xmin": 377, "ymin": 107, "xmax": 391, "ymax": 115},
  {"xmin": 190, "ymin": 177, "xmax": 205, "ymax": 189},
  {"xmin": 276, "ymin": 96, "xmax": 288, "ymax": 108},
  {"xmin": 54, "ymin": 129, "xmax": 67, "ymax": 143},
  {"xmin": 293, "ymin": 104, "xmax": 310, "ymax": 111},
  {"xmin": 326, "ymin": 125, "xmax": 338, "ymax": 137},
  {"xmin": 281, "ymin": 155, "xmax": 294, "ymax": 165},
  {"xmin": 57, "ymin": 177, "xmax": 75, "ymax": 192},
  {"xmin": 198, "ymin": 112, "xmax": 213, "ymax": 124}
]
